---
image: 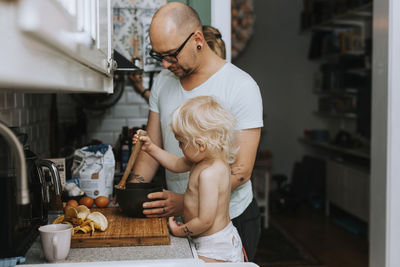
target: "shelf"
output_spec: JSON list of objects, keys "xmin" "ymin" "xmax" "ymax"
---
[
  {"xmin": 299, "ymin": 137, "xmax": 370, "ymax": 160},
  {"xmin": 313, "ymin": 111, "xmax": 357, "ymax": 119},
  {"xmin": 306, "ymin": 2, "xmax": 373, "ymax": 32},
  {"xmin": 310, "ymin": 51, "xmax": 367, "ymax": 62},
  {"xmin": 323, "ymin": 50, "xmax": 366, "ymax": 58},
  {"xmin": 313, "ymin": 88, "xmax": 358, "ymax": 96},
  {"xmin": 345, "ymin": 68, "xmax": 371, "ymax": 76}
]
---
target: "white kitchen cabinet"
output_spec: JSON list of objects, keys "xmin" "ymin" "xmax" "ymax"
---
[
  {"xmin": 326, "ymin": 160, "xmax": 369, "ymax": 222},
  {"xmin": 0, "ymin": 0, "xmax": 113, "ymax": 93}
]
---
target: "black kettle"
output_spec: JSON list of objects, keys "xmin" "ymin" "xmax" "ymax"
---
[
  {"xmin": 0, "ymin": 127, "xmax": 62, "ymax": 258},
  {"xmin": 25, "ymin": 148, "xmax": 62, "ymax": 225}
]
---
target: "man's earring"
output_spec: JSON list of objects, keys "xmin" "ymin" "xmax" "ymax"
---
[{"xmin": 197, "ymin": 45, "xmax": 202, "ymax": 50}]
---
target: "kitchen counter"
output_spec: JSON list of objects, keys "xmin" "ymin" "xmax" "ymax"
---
[
  {"xmin": 23, "ymin": 235, "xmax": 195, "ymax": 264},
  {"xmin": 22, "ymin": 214, "xmax": 196, "ymax": 265}
]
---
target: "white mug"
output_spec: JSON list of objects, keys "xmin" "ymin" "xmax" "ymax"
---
[{"xmin": 39, "ymin": 224, "xmax": 72, "ymax": 262}]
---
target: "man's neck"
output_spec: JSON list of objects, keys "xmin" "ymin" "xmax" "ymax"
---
[{"xmin": 180, "ymin": 50, "xmax": 226, "ymax": 91}]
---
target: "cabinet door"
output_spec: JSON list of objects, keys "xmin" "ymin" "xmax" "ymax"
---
[
  {"xmin": 344, "ymin": 167, "xmax": 369, "ymax": 221},
  {"xmin": 326, "ymin": 160, "xmax": 369, "ymax": 222},
  {"xmin": 18, "ymin": 0, "xmax": 112, "ymax": 75},
  {"xmin": 327, "ymin": 160, "xmax": 346, "ymax": 208},
  {"xmin": 0, "ymin": 0, "xmax": 113, "ymax": 93}
]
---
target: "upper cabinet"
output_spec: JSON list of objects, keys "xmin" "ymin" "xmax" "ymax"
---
[{"xmin": 0, "ymin": 0, "xmax": 113, "ymax": 93}]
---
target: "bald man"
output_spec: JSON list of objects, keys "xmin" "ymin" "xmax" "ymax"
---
[{"xmin": 129, "ymin": 2, "xmax": 263, "ymax": 261}]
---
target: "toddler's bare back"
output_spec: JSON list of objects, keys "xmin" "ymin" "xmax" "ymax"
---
[{"xmin": 183, "ymin": 158, "xmax": 232, "ymax": 237}]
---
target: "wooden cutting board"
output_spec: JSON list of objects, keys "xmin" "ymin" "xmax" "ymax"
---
[{"xmin": 71, "ymin": 207, "xmax": 170, "ymax": 248}]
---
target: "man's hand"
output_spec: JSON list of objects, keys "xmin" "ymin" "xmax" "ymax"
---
[
  {"xmin": 142, "ymin": 189, "xmax": 184, "ymax": 217},
  {"xmin": 128, "ymin": 72, "xmax": 144, "ymax": 93}
]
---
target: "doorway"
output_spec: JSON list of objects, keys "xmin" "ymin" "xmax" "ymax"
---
[{"xmin": 233, "ymin": 1, "xmax": 372, "ymax": 266}]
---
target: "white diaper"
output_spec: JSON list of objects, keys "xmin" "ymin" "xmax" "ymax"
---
[{"xmin": 192, "ymin": 222, "xmax": 244, "ymax": 262}]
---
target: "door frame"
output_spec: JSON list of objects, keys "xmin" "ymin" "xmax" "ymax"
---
[
  {"xmin": 370, "ymin": 0, "xmax": 400, "ymax": 266},
  {"xmin": 211, "ymin": 0, "xmax": 231, "ymax": 62}
]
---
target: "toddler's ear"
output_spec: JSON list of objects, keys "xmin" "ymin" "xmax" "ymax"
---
[{"xmin": 195, "ymin": 139, "xmax": 206, "ymax": 152}]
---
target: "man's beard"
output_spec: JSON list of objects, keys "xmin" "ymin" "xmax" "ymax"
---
[{"xmin": 168, "ymin": 65, "xmax": 192, "ymax": 78}]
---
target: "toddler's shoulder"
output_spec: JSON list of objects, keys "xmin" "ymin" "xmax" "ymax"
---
[{"xmin": 199, "ymin": 160, "xmax": 229, "ymax": 180}]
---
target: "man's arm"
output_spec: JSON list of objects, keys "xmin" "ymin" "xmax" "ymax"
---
[
  {"xmin": 130, "ymin": 111, "xmax": 162, "ymax": 182},
  {"xmin": 230, "ymin": 128, "xmax": 261, "ymax": 190}
]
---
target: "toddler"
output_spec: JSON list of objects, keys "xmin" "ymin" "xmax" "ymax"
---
[{"xmin": 133, "ymin": 96, "xmax": 243, "ymax": 262}]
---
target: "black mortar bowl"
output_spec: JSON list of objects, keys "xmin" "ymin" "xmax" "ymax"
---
[{"xmin": 115, "ymin": 183, "xmax": 163, "ymax": 218}]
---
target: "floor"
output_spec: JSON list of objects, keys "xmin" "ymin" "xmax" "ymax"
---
[{"xmin": 271, "ymin": 205, "xmax": 369, "ymax": 267}]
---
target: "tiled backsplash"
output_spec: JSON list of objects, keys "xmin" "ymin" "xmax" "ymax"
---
[
  {"xmin": 0, "ymin": 84, "xmax": 149, "ymax": 157},
  {"xmin": 57, "ymin": 83, "xmax": 149, "ymax": 147},
  {"xmin": 0, "ymin": 91, "xmax": 147, "ymax": 158},
  {"xmin": 0, "ymin": 92, "xmax": 52, "ymax": 156}
]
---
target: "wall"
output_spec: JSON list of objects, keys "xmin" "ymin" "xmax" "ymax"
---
[
  {"xmin": 57, "ymin": 83, "xmax": 149, "ymax": 147},
  {"xmin": 233, "ymin": 0, "xmax": 325, "ymax": 177},
  {"xmin": 0, "ymin": 92, "xmax": 52, "ymax": 156}
]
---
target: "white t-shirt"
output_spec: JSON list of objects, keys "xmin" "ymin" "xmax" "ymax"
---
[{"xmin": 149, "ymin": 62, "xmax": 263, "ymax": 219}]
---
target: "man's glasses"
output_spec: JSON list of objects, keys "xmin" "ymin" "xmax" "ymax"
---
[{"xmin": 149, "ymin": 32, "xmax": 194, "ymax": 63}]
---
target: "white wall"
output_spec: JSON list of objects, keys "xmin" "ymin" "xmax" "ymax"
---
[{"xmin": 233, "ymin": 0, "xmax": 324, "ymax": 177}]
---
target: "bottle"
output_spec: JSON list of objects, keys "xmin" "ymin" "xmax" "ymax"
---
[{"xmin": 121, "ymin": 127, "xmax": 130, "ymax": 172}]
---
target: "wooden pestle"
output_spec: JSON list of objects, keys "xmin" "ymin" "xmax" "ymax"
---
[{"xmin": 116, "ymin": 130, "xmax": 147, "ymax": 189}]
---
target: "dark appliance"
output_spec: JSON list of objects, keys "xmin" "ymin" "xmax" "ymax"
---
[{"xmin": 0, "ymin": 129, "xmax": 61, "ymax": 259}]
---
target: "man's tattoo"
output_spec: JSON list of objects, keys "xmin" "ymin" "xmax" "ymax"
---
[
  {"xmin": 239, "ymin": 177, "xmax": 245, "ymax": 182},
  {"xmin": 183, "ymin": 226, "xmax": 193, "ymax": 236},
  {"xmin": 129, "ymin": 174, "xmax": 145, "ymax": 183},
  {"xmin": 231, "ymin": 165, "xmax": 242, "ymax": 175}
]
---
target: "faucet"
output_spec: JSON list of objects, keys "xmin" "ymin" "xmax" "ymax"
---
[
  {"xmin": 38, "ymin": 159, "xmax": 62, "ymax": 196},
  {"xmin": 0, "ymin": 121, "xmax": 29, "ymax": 205}
]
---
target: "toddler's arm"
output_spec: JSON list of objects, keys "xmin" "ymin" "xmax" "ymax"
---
[{"xmin": 133, "ymin": 131, "xmax": 192, "ymax": 173}]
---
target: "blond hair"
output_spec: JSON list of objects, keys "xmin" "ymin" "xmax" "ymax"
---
[
  {"xmin": 170, "ymin": 96, "xmax": 237, "ymax": 164},
  {"xmin": 203, "ymin": 25, "xmax": 226, "ymax": 59}
]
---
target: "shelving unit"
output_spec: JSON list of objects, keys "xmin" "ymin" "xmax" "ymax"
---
[
  {"xmin": 301, "ymin": 2, "xmax": 373, "ymax": 32},
  {"xmin": 313, "ymin": 110, "xmax": 358, "ymax": 119},
  {"xmin": 301, "ymin": 0, "xmax": 372, "ymax": 223},
  {"xmin": 298, "ymin": 137, "xmax": 370, "ymax": 160},
  {"xmin": 307, "ymin": 2, "xmax": 372, "ymax": 31},
  {"xmin": 307, "ymin": 0, "xmax": 372, "ymax": 140}
]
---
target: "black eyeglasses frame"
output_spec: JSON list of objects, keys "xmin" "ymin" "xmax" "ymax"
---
[{"xmin": 149, "ymin": 32, "xmax": 195, "ymax": 63}]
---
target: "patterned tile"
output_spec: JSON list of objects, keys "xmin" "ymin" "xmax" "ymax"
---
[{"xmin": 113, "ymin": 0, "xmax": 165, "ymax": 71}]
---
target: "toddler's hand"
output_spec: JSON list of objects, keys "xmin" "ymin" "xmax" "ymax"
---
[
  {"xmin": 132, "ymin": 130, "xmax": 153, "ymax": 151},
  {"xmin": 167, "ymin": 216, "xmax": 185, "ymax": 237}
]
